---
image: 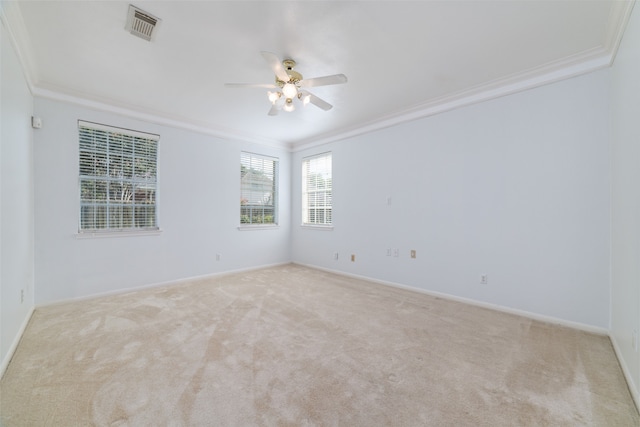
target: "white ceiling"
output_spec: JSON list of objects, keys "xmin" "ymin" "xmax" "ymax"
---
[{"xmin": 3, "ymin": 1, "xmax": 633, "ymax": 149}]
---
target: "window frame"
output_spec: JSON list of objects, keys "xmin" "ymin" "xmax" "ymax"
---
[
  {"xmin": 301, "ymin": 152, "xmax": 333, "ymax": 228},
  {"xmin": 77, "ymin": 120, "xmax": 160, "ymax": 235},
  {"xmin": 240, "ymin": 151, "xmax": 279, "ymax": 228}
]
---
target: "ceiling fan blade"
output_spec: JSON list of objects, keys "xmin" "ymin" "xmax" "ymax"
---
[
  {"xmin": 261, "ymin": 51, "xmax": 290, "ymax": 82},
  {"xmin": 299, "ymin": 74, "xmax": 348, "ymax": 88},
  {"xmin": 224, "ymin": 83, "xmax": 277, "ymax": 89},
  {"xmin": 267, "ymin": 104, "xmax": 279, "ymax": 116},
  {"xmin": 301, "ymin": 91, "xmax": 333, "ymax": 111}
]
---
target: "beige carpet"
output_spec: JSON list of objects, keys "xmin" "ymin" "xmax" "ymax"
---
[{"xmin": 1, "ymin": 264, "xmax": 638, "ymax": 426}]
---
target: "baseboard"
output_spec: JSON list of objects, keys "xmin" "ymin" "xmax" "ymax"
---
[
  {"xmin": 36, "ymin": 262, "xmax": 292, "ymax": 309},
  {"xmin": 7, "ymin": 262, "xmax": 637, "ymax": 413},
  {"xmin": 294, "ymin": 262, "xmax": 609, "ymax": 335},
  {"xmin": 294, "ymin": 262, "xmax": 640, "ymax": 414},
  {"xmin": 610, "ymin": 333, "xmax": 640, "ymax": 413},
  {"xmin": 0, "ymin": 305, "xmax": 35, "ymax": 380}
]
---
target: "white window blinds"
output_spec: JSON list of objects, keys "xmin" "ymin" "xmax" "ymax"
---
[
  {"xmin": 302, "ymin": 152, "xmax": 332, "ymax": 225},
  {"xmin": 240, "ymin": 152, "xmax": 278, "ymax": 225},
  {"xmin": 78, "ymin": 121, "xmax": 159, "ymax": 232}
]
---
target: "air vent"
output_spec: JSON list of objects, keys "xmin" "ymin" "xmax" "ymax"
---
[{"xmin": 125, "ymin": 5, "xmax": 159, "ymax": 41}]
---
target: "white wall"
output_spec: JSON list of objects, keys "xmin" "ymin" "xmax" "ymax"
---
[
  {"xmin": 611, "ymin": 2, "xmax": 640, "ymax": 407},
  {"xmin": 1, "ymin": 18, "xmax": 35, "ymax": 371},
  {"xmin": 3, "ymin": 0, "xmax": 635, "ymax": 399},
  {"xmin": 33, "ymin": 98, "xmax": 291, "ymax": 304},
  {"xmin": 292, "ymin": 69, "xmax": 612, "ymax": 330}
]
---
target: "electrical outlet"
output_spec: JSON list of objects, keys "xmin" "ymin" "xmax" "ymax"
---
[
  {"xmin": 386, "ymin": 249, "xmax": 391, "ymax": 256},
  {"xmin": 351, "ymin": 254, "xmax": 356, "ymax": 262},
  {"xmin": 393, "ymin": 249, "xmax": 399, "ymax": 257},
  {"xmin": 21, "ymin": 289, "xmax": 24, "ymax": 303},
  {"xmin": 410, "ymin": 250, "xmax": 416, "ymax": 259},
  {"xmin": 480, "ymin": 275, "xmax": 488, "ymax": 285},
  {"xmin": 334, "ymin": 252, "xmax": 339, "ymax": 260},
  {"xmin": 215, "ymin": 254, "xmax": 221, "ymax": 261}
]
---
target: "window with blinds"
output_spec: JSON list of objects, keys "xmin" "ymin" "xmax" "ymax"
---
[
  {"xmin": 302, "ymin": 152, "xmax": 332, "ymax": 225},
  {"xmin": 78, "ymin": 121, "xmax": 159, "ymax": 232},
  {"xmin": 240, "ymin": 152, "xmax": 278, "ymax": 225}
]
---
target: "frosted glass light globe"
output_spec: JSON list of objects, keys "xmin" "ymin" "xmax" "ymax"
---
[
  {"xmin": 267, "ymin": 91, "xmax": 280, "ymax": 104},
  {"xmin": 282, "ymin": 83, "xmax": 297, "ymax": 100},
  {"xmin": 283, "ymin": 100, "xmax": 295, "ymax": 112}
]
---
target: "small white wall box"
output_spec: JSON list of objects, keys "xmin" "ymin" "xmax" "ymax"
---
[{"xmin": 31, "ymin": 116, "xmax": 42, "ymax": 129}]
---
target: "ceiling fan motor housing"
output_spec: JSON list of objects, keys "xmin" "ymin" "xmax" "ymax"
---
[{"xmin": 277, "ymin": 59, "xmax": 302, "ymax": 86}]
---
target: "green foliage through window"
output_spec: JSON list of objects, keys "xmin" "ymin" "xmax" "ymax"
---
[
  {"xmin": 240, "ymin": 152, "xmax": 278, "ymax": 225},
  {"xmin": 79, "ymin": 122, "xmax": 159, "ymax": 232}
]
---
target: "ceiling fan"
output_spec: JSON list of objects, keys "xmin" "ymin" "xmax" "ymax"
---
[{"xmin": 225, "ymin": 52, "xmax": 348, "ymax": 116}]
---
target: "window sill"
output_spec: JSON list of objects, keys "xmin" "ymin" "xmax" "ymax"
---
[
  {"xmin": 76, "ymin": 229, "xmax": 163, "ymax": 239},
  {"xmin": 237, "ymin": 224, "xmax": 279, "ymax": 231},
  {"xmin": 300, "ymin": 224, "xmax": 334, "ymax": 231}
]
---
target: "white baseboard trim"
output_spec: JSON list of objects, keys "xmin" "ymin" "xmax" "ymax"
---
[
  {"xmin": 6, "ymin": 263, "xmax": 290, "ymax": 377},
  {"xmin": 5, "ymin": 262, "xmax": 638, "ymax": 414},
  {"xmin": 610, "ymin": 333, "xmax": 640, "ymax": 413},
  {"xmin": 0, "ymin": 305, "xmax": 35, "ymax": 380},
  {"xmin": 301, "ymin": 262, "xmax": 640, "ymax": 414},
  {"xmin": 36, "ymin": 262, "xmax": 292, "ymax": 309},
  {"xmin": 294, "ymin": 262, "xmax": 609, "ymax": 335}
]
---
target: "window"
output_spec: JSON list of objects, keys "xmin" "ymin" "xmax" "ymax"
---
[
  {"xmin": 302, "ymin": 152, "xmax": 332, "ymax": 225},
  {"xmin": 240, "ymin": 152, "xmax": 278, "ymax": 225},
  {"xmin": 78, "ymin": 121, "xmax": 159, "ymax": 232}
]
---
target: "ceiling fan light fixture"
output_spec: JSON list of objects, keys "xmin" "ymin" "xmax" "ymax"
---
[
  {"xmin": 282, "ymin": 83, "xmax": 298, "ymax": 99},
  {"xmin": 267, "ymin": 91, "xmax": 280, "ymax": 104},
  {"xmin": 283, "ymin": 99, "xmax": 295, "ymax": 112},
  {"xmin": 225, "ymin": 52, "xmax": 347, "ymax": 116}
]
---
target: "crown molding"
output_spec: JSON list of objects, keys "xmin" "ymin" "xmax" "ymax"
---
[
  {"xmin": 292, "ymin": 0, "xmax": 636, "ymax": 152},
  {"xmin": 1, "ymin": 1, "xmax": 289, "ymax": 151},
  {"xmin": 32, "ymin": 85, "xmax": 289, "ymax": 150},
  {"xmin": 0, "ymin": 0, "xmax": 38, "ymax": 91},
  {"xmin": 604, "ymin": 0, "xmax": 636, "ymax": 65},
  {"xmin": 3, "ymin": 0, "xmax": 635, "ymax": 153},
  {"xmin": 292, "ymin": 46, "xmax": 612, "ymax": 152}
]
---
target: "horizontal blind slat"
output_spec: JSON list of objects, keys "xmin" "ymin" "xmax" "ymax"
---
[
  {"xmin": 241, "ymin": 151, "xmax": 278, "ymax": 225},
  {"xmin": 78, "ymin": 122, "xmax": 159, "ymax": 232},
  {"xmin": 78, "ymin": 120, "xmax": 160, "ymax": 141},
  {"xmin": 302, "ymin": 152, "xmax": 332, "ymax": 225}
]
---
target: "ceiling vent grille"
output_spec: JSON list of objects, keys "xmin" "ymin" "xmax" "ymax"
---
[{"xmin": 125, "ymin": 5, "xmax": 159, "ymax": 41}]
